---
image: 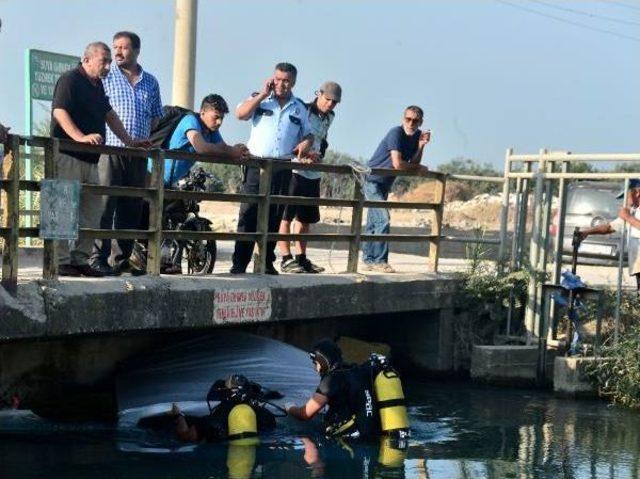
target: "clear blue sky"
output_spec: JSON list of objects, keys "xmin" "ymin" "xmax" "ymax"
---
[{"xmin": 1, "ymin": 0, "xmax": 639, "ymax": 168}]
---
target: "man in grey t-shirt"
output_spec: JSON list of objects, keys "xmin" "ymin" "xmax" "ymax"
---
[{"xmin": 278, "ymin": 81, "xmax": 342, "ymax": 274}]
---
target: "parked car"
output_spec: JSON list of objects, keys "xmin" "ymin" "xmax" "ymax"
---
[{"xmin": 550, "ymin": 181, "xmax": 625, "ymax": 264}]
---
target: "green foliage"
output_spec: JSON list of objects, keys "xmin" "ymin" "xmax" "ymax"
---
[
  {"xmin": 320, "ymin": 150, "xmax": 363, "ymax": 199},
  {"xmin": 582, "ymin": 290, "xmax": 640, "ymax": 409},
  {"xmin": 438, "ymin": 157, "xmax": 502, "ymax": 201},
  {"xmin": 612, "ymin": 162, "xmax": 640, "ymax": 173},
  {"xmin": 451, "ymin": 232, "xmax": 535, "ymax": 366},
  {"xmin": 199, "ymin": 163, "xmax": 243, "ymax": 193},
  {"xmin": 586, "ymin": 322, "xmax": 640, "ymax": 409}
]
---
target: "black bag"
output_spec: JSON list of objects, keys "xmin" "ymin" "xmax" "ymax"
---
[{"xmin": 149, "ymin": 105, "xmax": 194, "ymax": 149}]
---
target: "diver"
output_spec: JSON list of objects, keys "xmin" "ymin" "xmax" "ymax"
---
[
  {"xmin": 140, "ymin": 374, "xmax": 283, "ymax": 443},
  {"xmin": 286, "ymin": 339, "xmax": 410, "ymax": 443}
]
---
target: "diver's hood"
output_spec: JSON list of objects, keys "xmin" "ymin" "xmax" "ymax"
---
[{"xmin": 310, "ymin": 339, "xmax": 343, "ymax": 375}]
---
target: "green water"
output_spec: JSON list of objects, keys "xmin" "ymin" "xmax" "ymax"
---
[{"xmin": 1, "ymin": 380, "xmax": 638, "ymax": 479}]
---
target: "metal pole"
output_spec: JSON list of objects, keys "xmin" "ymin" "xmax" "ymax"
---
[
  {"xmin": 24, "ymin": 49, "xmax": 33, "ymax": 247},
  {"xmin": 497, "ymin": 148, "xmax": 512, "ymax": 273},
  {"xmin": 550, "ymin": 160, "xmax": 569, "ymax": 340},
  {"xmin": 614, "ymin": 179, "xmax": 628, "ymax": 345},
  {"xmin": 171, "ymin": 0, "xmax": 198, "ymax": 109},
  {"xmin": 524, "ymin": 149, "xmax": 547, "ymax": 342}
]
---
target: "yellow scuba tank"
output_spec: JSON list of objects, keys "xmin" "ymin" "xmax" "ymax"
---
[
  {"xmin": 377, "ymin": 436, "xmax": 407, "ymax": 468},
  {"xmin": 226, "ymin": 443, "xmax": 258, "ymax": 479},
  {"xmin": 227, "ymin": 403, "xmax": 259, "ymax": 445},
  {"xmin": 373, "ymin": 365, "xmax": 409, "ymax": 433}
]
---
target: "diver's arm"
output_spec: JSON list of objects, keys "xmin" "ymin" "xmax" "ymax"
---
[{"xmin": 287, "ymin": 393, "xmax": 328, "ymax": 421}]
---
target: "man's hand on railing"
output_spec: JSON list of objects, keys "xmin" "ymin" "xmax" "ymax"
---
[
  {"xmin": 230, "ymin": 143, "xmax": 251, "ymax": 161},
  {"xmin": 126, "ymin": 139, "xmax": 152, "ymax": 149},
  {"xmin": 298, "ymin": 150, "xmax": 321, "ymax": 164},
  {"xmin": 79, "ymin": 133, "xmax": 104, "ymax": 145}
]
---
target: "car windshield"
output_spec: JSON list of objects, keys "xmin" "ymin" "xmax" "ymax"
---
[{"xmin": 567, "ymin": 186, "xmax": 620, "ymax": 219}]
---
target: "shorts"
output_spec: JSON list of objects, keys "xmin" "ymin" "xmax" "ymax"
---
[{"xmin": 282, "ymin": 173, "xmax": 321, "ymax": 224}]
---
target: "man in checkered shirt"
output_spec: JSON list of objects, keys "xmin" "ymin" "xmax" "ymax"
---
[{"xmin": 91, "ymin": 31, "xmax": 163, "ymax": 274}]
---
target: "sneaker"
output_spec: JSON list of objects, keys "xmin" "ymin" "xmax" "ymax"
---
[
  {"xmin": 58, "ymin": 264, "xmax": 81, "ymax": 277},
  {"xmin": 281, "ymin": 257, "xmax": 304, "ymax": 273},
  {"xmin": 364, "ymin": 262, "xmax": 396, "ymax": 273},
  {"xmin": 299, "ymin": 257, "xmax": 325, "ymax": 274}
]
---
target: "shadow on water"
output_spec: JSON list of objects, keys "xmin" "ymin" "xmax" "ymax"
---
[{"xmin": 1, "ymin": 333, "xmax": 639, "ymax": 479}]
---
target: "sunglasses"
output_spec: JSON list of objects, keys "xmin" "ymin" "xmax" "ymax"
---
[{"xmin": 404, "ymin": 117, "xmax": 421, "ymax": 125}]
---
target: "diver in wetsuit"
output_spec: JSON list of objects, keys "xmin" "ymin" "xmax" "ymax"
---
[
  {"xmin": 286, "ymin": 339, "xmax": 410, "ymax": 441},
  {"xmin": 169, "ymin": 374, "xmax": 278, "ymax": 443}
]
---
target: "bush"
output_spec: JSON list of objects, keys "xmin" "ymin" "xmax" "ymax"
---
[{"xmin": 586, "ymin": 323, "xmax": 640, "ymax": 409}]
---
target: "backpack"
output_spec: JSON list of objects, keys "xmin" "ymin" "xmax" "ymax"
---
[{"xmin": 149, "ymin": 105, "xmax": 195, "ymax": 149}]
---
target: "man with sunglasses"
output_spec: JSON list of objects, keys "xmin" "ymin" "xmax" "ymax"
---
[{"xmin": 362, "ymin": 106, "xmax": 431, "ymax": 273}]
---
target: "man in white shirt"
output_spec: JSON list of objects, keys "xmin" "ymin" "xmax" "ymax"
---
[{"xmin": 231, "ymin": 62, "xmax": 313, "ymax": 274}]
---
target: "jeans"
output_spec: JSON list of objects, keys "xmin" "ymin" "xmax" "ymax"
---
[{"xmin": 362, "ymin": 181, "xmax": 390, "ymax": 264}]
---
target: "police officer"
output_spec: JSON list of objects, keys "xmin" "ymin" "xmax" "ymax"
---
[{"xmin": 231, "ymin": 62, "xmax": 314, "ymax": 275}]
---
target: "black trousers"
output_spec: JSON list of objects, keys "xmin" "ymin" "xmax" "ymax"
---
[
  {"xmin": 232, "ymin": 166, "xmax": 291, "ymax": 271},
  {"xmin": 91, "ymin": 153, "xmax": 148, "ymax": 267}
]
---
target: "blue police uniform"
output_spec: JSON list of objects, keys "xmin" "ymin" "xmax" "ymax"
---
[{"xmin": 232, "ymin": 92, "xmax": 311, "ymax": 273}]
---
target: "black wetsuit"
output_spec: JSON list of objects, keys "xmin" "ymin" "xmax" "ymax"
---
[
  {"xmin": 317, "ymin": 363, "xmax": 379, "ymax": 439},
  {"xmin": 188, "ymin": 402, "xmax": 276, "ymax": 442}
]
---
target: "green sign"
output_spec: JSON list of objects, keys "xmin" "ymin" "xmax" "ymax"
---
[{"xmin": 28, "ymin": 49, "xmax": 79, "ymax": 101}]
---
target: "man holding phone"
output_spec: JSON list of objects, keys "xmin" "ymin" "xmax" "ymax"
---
[
  {"xmin": 362, "ymin": 106, "xmax": 431, "ymax": 273},
  {"xmin": 231, "ymin": 62, "xmax": 313, "ymax": 275}
]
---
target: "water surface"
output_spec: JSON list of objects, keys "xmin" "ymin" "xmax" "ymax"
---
[{"xmin": 1, "ymin": 380, "xmax": 638, "ymax": 479}]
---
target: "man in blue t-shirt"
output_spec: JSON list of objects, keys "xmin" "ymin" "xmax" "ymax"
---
[
  {"xmin": 362, "ymin": 106, "xmax": 431, "ymax": 272},
  {"xmin": 155, "ymin": 94, "xmax": 250, "ymax": 186}
]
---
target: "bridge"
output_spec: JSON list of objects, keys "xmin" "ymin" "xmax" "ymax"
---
[{"xmin": 1, "ymin": 135, "xmax": 497, "ymax": 419}]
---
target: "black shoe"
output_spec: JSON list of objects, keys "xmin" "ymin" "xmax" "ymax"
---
[
  {"xmin": 75, "ymin": 264, "xmax": 107, "ymax": 277},
  {"xmin": 230, "ymin": 266, "xmax": 246, "ymax": 274},
  {"xmin": 265, "ymin": 263, "xmax": 279, "ymax": 275},
  {"xmin": 299, "ymin": 257, "xmax": 325, "ymax": 274},
  {"xmin": 89, "ymin": 261, "xmax": 119, "ymax": 276},
  {"xmin": 116, "ymin": 259, "xmax": 146, "ymax": 276},
  {"xmin": 281, "ymin": 257, "xmax": 304, "ymax": 273},
  {"xmin": 58, "ymin": 264, "xmax": 81, "ymax": 277}
]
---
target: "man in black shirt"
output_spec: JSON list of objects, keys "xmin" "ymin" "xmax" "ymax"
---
[{"xmin": 50, "ymin": 41, "xmax": 149, "ymax": 277}]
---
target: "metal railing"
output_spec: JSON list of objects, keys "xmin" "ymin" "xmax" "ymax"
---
[
  {"xmin": 503, "ymin": 149, "xmax": 640, "ymax": 350},
  {"xmin": 1, "ymin": 134, "xmax": 462, "ymax": 295}
]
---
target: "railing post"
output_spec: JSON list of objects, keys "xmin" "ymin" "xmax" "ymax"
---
[
  {"xmin": 497, "ymin": 148, "xmax": 512, "ymax": 273},
  {"xmin": 43, "ymin": 138, "xmax": 59, "ymax": 280},
  {"xmin": 147, "ymin": 149, "xmax": 165, "ymax": 275},
  {"xmin": 524, "ymin": 149, "xmax": 547, "ymax": 343},
  {"xmin": 347, "ymin": 180, "xmax": 364, "ymax": 273},
  {"xmin": 428, "ymin": 174, "xmax": 446, "ymax": 273},
  {"xmin": 1, "ymin": 135, "xmax": 21, "ymax": 295},
  {"xmin": 255, "ymin": 160, "xmax": 273, "ymax": 274}
]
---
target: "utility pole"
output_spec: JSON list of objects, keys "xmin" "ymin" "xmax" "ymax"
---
[{"xmin": 171, "ymin": 0, "xmax": 197, "ymax": 109}]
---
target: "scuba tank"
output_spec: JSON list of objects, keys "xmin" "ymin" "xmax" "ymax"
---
[
  {"xmin": 370, "ymin": 354, "xmax": 410, "ymax": 435},
  {"xmin": 227, "ymin": 403, "xmax": 259, "ymax": 443}
]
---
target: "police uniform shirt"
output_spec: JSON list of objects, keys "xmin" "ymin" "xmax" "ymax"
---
[{"xmin": 243, "ymin": 92, "xmax": 311, "ymax": 158}]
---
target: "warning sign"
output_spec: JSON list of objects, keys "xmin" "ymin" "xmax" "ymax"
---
[{"xmin": 213, "ymin": 288, "xmax": 272, "ymax": 324}]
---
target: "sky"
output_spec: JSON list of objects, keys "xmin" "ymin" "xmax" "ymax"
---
[{"xmin": 0, "ymin": 0, "xmax": 639, "ymax": 169}]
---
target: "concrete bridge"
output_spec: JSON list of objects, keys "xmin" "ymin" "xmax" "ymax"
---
[{"xmin": 0, "ymin": 245, "xmax": 464, "ymax": 420}]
